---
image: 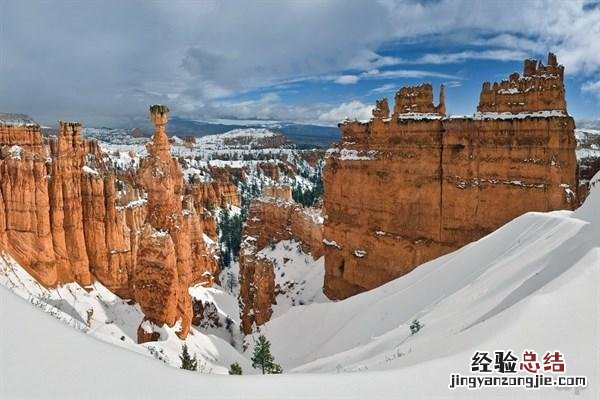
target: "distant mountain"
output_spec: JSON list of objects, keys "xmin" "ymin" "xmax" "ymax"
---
[
  {"xmin": 137, "ymin": 117, "xmax": 340, "ymax": 148},
  {"xmin": 576, "ymin": 119, "xmax": 600, "ymax": 130}
]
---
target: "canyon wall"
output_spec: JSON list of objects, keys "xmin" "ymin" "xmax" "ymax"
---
[
  {"xmin": 323, "ymin": 53, "xmax": 578, "ymax": 299},
  {"xmin": 0, "ymin": 108, "xmax": 218, "ymax": 342},
  {"xmin": 238, "ymin": 186, "xmax": 323, "ymax": 334}
]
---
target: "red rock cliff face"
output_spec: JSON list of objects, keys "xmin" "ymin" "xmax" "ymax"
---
[
  {"xmin": 0, "ymin": 117, "xmax": 56, "ymax": 286},
  {"xmin": 238, "ymin": 186, "xmax": 323, "ymax": 334},
  {"xmin": 0, "ymin": 109, "xmax": 218, "ymax": 342},
  {"xmin": 323, "ymin": 53, "xmax": 578, "ymax": 299},
  {"xmin": 0, "ymin": 115, "xmax": 145, "ymax": 292}
]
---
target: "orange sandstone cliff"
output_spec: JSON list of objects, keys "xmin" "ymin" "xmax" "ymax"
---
[
  {"xmin": 0, "ymin": 108, "xmax": 218, "ymax": 342},
  {"xmin": 322, "ymin": 53, "xmax": 578, "ymax": 299}
]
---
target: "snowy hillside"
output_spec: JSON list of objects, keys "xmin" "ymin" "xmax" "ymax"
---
[
  {"xmin": 0, "ymin": 252, "xmax": 251, "ymax": 373},
  {"xmin": 576, "ymin": 128, "xmax": 600, "ymax": 159},
  {"xmin": 1, "ymin": 174, "xmax": 599, "ymax": 396},
  {"xmin": 195, "ymin": 128, "xmax": 284, "ymax": 149}
]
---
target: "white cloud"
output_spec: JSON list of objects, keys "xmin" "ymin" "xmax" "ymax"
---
[
  {"xmin": 334, "ymin": 75, "xmax": 360, "ymax": 85},
  {"xmin": 369, "ymin": 83, "xmax": 397, "ymax": 95},
  {"xmin": 381, "ymin": 0, "xmax": 600, "ymax": 76},
  {"xmin": 1, "ymin": 0, "xmax": 600, "ymax": 124},
  {"xmin": 362, "ymin": 69, "xmax": 458, "ymax": 80},
  {"xmin": 582, "ymin": 80, "xmax": 600, "ymax": 100},
  {"xmin": 318, "ymin": 101, "xmax": 374, "ymax": 124},
  {"xmin": 413, "ymin": 49, "xmax": 529, "ymax": 64}
]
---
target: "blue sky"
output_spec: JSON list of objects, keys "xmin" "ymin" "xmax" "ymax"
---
[{"xmin": 1, "ymin": 0, "xmax": 600, "ymax": 127}]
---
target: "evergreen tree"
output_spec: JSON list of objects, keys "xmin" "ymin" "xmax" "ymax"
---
[
  {"xmin": 228, "ymin": 362, "xmax": 243, "ymax": 375},
  {"xmin": 179, "ymin": 343, "xmax": 198, "ymax": 371},
  {"xmin": 251, "ymin": 335, "xmax": 283, "ymax": 374},
  {"xmin": 409, "ymin": 319, "xmax": 423, "ymax": 335}
]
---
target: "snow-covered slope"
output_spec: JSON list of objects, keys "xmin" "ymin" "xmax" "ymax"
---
[
  {"xmin": 195, "ymin": 128, "xmax": 281, "ymax": 149},
  {"xmin": 256, "ymin": 240, "xmax": 329, "ymax": 320},
  {"xmin": 575, "ymin": 128, "xmax": 600, "ymax": 159},
  {"xmin": 0, "ymin": 253, "xmax": 250, "ymax": 373},
  {"xmin": 1, "ymin": 176, "xmax": 599, "ymax": 396}
]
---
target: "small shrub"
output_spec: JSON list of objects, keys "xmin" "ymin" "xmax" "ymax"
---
[
  {"xmin": 228, "ymin": 362, "xmax": 243, "ymax": 375},
  {"xmin": 409, "ymin": 319, "xmax": 423, "ymax": 335}
]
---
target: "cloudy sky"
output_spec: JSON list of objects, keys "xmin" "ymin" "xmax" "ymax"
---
[{"xmin": 1, "ymin": 0, "xmax": 600, "ymax": 127}]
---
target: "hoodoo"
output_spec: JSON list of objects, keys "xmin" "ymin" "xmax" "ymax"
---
[
  {"xmin": 322, "ymin": 53, "xmax": 578, "ymax": 299},
  {"xmin": 0, "ymin": 107, "xmax": 218, "ymax": 342},
  {"xmin": 135, "ymin": 105, "xmax": 218, "ymax": 342}
]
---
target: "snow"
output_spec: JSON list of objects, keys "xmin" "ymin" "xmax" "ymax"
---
[
  {"xmin": 254, "ymin": 240, "xmax": 329, "ymax": 320},
  {"xmin": 115, "ymin": 198, "xmax": 147, "ymax": 211},
  {"xmin": 322, "ymin": 238, "xmax": 341, "ymax": 249},
  {"xmin": 352, "ymin": 249, "xmax": 367, "ymax": 258},
  {"xmin": 0, "ymin": 112, "xmax": 37, "ymax": 126},
  {"xmin": 471, "ymin": 110, "xmax": 567, "ymax": 120},
  {"xmin": 330, "ymin": 148, "xmax": 378, "ymax": 161},
  {"xmin": 151, "ymin": 229, "xmax": 169, "ymax": 238},
  {"xmin": 82, "ymin": 165, "xmax": 100, "ymax": 176},
  {"xmin": 256, "ymin": 202, "xmax": 599, "ymax": 390},
  {"xmin": 190, "ymin": 128, "xmax": 282, "ymax": 151},
  {"xmin": 8, "ymin": 145, "xmax": 22, "ymax": 159},
  {"xmin": 497, "ymin": 87, "xmax": 520, "ymax": 94},
  {"xmin": 302, "ymin": 207, "xmax": 324, "ymax": 225},
  {"xmin": 397, "ymin": 112, "xmax": 443, "ymax": 120},
  {"xmin": 0, "ymin": 250, "xmax": 249, "ymax": 375}
]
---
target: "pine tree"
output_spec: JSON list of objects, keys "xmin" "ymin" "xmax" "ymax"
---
[
  {"xmin": 179, "ymin": 343, "xmax": 198, "ymax": 371},
  {"xmin": 251, "ymin": 335, "xmax": 283, "ymax": 374},
  {"xmin": 228, "ymin": 362, "xmax": 243, "ymax": 375},
  {"xmin": 409, "ymin": 319, "xmax": 423, "ymax": 335}
]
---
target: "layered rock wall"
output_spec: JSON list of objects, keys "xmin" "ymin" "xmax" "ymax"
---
[
  {"xmin": 239, "ymin": 188, "xmax": 323, "ymax": 334},
  {"xmin": 323, "ymin": 53, "xmax": 578, "ymax": 299},
  {"xmin": 478, "ymin": 53, "xmax": 565, "ymax": 113},
  {"xmin": 0, "ymin": 108, "xmax": 218, "ymax": 342}
]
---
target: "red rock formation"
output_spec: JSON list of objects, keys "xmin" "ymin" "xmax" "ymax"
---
[
  {"xmin": 135, "ymin": 105, "xmax": 218, "ymax": 342},
  {"xmin": 239, "ymin": 187, "xmax": 323, "ymax": 334},
  {"xmin": 0, "ymin": 119, "xmax": 56, "ymax": 286},
  {"xmin": 48, "ymin": 121, "xmax": 92, "ymax": 285},
  {"xmin": 187, "ymin": 168, "xmax": 241, "ymax": 242},
  {"xmin": 257, "ymin": 162, "xmax": 281, "ymax": 180},
  {"xmin": 189, "ymin": 180, "xmax": 240, "ymax": 211},
  {"xmin": 392, "ymin": 83, "xmax": 445, "ymax": 116},
  {"xmin": 0, "ymin": 115, "xmax": 144, "ymax": 291},
  {"xmin": 0, "ymin": 108, "xmax": 218, "ymax": 342},
  {"xmin": 323, "ymin": 53, "xmax": 578, "ymax": 299},
  {"xmin": 478, "ymin": 53, "xmax": 565, "ymax": 113},
  {"xmin": 262, "ymin": 185, "xmax": 292, "ymax": 201}
]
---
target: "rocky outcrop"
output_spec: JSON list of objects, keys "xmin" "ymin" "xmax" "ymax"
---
[
  {"xmin": 323, "ymin": 53, "xmax": 578, "ymax": 299},
  {"xmin": 135, "ymin": 105, "xmax": 218, "ymax": 342},
  {"xmin": 478, "ymin": 53, "xmax": 565, "ymax": 113},
  {"xmin": 0, "ymin": 107, "xmax": 218, "ymax": 342},
  {"xmin": 239, "ymin": 186, "xmax": 323, "ymax": 334},
  {"xmin": 189, "ymin": 180, "xmax": 240, "ymax": 211},
  {"xmin": 393, "ymin": 83, "xmax": 445, "ymax": 116},
  {"xmin": 0, "ymin": 118, "xmax": 56, "ymax": 286}
]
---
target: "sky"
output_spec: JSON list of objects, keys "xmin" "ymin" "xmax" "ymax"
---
[{"xmin": 1, "ymin": 0, "xmax": 600, "ymax": 127}]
